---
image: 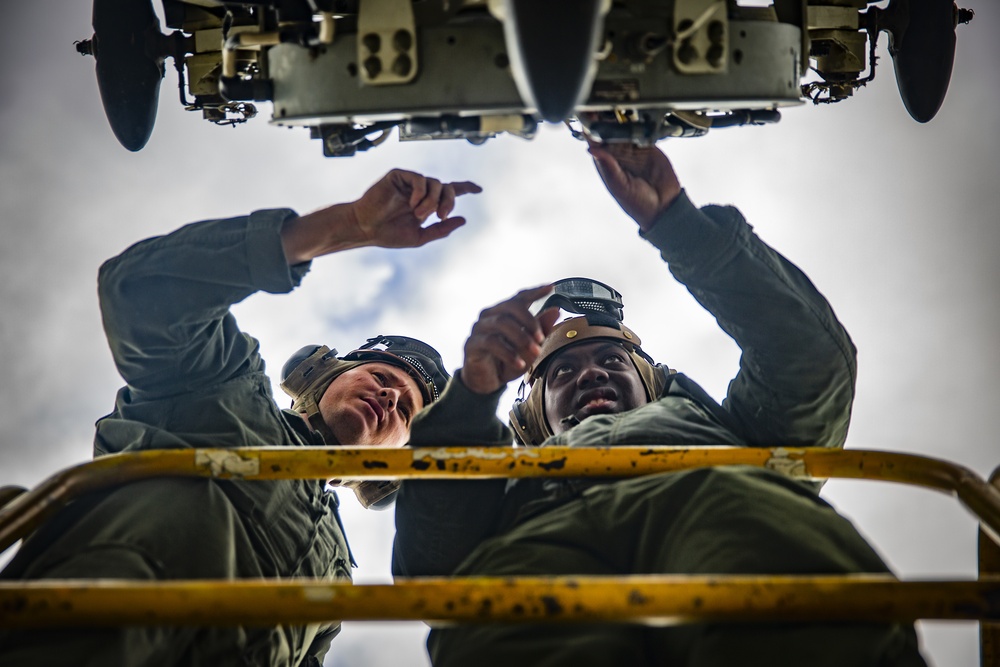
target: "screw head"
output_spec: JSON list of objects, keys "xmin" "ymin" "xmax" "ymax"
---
[
  {"xmin": 363, "ymin": 33, "xmax": 381, "ymax": 53},
  {"xmin": 393, "ymin": 29, "xmax": 413, "ymax": 52},
  {"xmin": 392, "ymin": 54, "xmax": 412, "ymax": 77},
  {"xmin": 363, "ymin": 56, "xmax": 382, "ymax": 78}
]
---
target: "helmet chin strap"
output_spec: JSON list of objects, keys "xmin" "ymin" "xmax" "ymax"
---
[
  {"xmin": 306, "ymin": 411, "xmax": 339, "ymax": 445},
  {"xmin": 330, "ymin": 478, "xmax": 400, "ymax": 510},
  {"xmin": 303, "ymin": 410, "xmax": 400, "ymax": 510}
]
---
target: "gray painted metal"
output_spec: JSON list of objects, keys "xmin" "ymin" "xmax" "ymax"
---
[{"xmin": 269, "ymin": 19, "xmax": 803, "ymax": 127}]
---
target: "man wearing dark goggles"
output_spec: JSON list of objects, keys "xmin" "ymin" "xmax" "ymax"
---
[
  {"xmin": 394, "ymin": 143, "xmax": 926, "ymax": 666},
  {"xmin": 0, "ymin": 169, "xmax": 479, "ymax": 665}
]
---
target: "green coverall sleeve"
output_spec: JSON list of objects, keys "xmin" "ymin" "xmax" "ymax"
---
[
  {"xmin": 91, "ymin": 210, "xmax": 343, "ymax": 665},
  {"xmin": 642, "ymin": 191, "xmax": 857, "ymax": 449},
  {"xmin": 392, "ymin": 371, "xmax": 510, "ymax": 577},
  {"xmin": 97, "ymin": 209, "xmax": 308, "ymax": 401}
]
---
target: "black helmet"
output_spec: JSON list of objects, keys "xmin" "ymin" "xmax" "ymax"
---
[
  {"xmin": 280, "ymin": 335, "xmax": 449, "ymax": 509},
  {"xmin": 509, "ymin": 279, "xmax": 671, "ymax": 446}
]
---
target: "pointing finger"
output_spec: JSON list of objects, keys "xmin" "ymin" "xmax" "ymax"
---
[{"xmin": 450, "ymin": 181, "xmax": 483, "ymax": 197}]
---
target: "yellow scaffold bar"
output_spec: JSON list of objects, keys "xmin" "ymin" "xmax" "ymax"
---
[
  {"xmin": 981, "ymin": 469, "xmax": 1000, "ymax": 665},
  {"xmin": 1, "ymin": 575, "xmax": 997, "ymax": 628},
  {"xmin": 2, "ymin": 447, "xmax": 1000, "ymax": 553}
]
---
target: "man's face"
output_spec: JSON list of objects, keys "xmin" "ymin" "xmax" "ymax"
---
[
  {"xmin": 317, "ymin": 361, "xmax": 425, "ymax": 447},
  {"xmin": 542, "ymin": 340, "xmax": 648, "ymax": 435}
]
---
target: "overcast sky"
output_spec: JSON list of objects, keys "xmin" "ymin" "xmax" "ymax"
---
[{"xmin": 0, "ymin": 3, "xmax": 997, "ymax": 666}]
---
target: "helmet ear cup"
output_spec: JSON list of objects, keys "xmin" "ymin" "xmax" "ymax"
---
[
  {"xmin": 509, "ymin": 398, "xmax": 532, "ymax": 446},
  {"xmin": 641, "ymin": 361, "xmax": 673, "ymax": 402},
  {"xmin": 508, "ymin": 382, "xmax": 553, "ymax": 446},
  {"xmin": 281, "ymin": 345, "xmax": 326, "ymax": 383}
]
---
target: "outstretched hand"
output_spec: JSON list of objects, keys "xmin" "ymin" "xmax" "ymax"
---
[
  {"xmin": 352, "ymin": 169, "xmax": 483, "ymax": 249},
  {"xmin": 282, "ymin": 169, "xmax": 482, "ymax": 264},
  {"xmin": 588, "ymin": 141, "xmax": 681, "ymax": 232},
  {"xmin": 461, "ymin": 285, "xmax": 561, "ymax": 395}
]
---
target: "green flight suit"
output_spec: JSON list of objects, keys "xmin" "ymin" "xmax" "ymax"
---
[
  {"xmin": 0, "ymin": 210, "xmax": 352, "ymax": 666},
  {"xmin": 393, "ymin": 192, "xmax": 926, "ymax": 666}
]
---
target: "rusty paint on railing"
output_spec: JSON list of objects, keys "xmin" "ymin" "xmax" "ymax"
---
[
  {"xmin": 3, "ymin": 447, "xmax": 999, "ymax": 554},
  {"xmin": 0, "ymin": 574, "xmax": 998, "ymax": 628}
]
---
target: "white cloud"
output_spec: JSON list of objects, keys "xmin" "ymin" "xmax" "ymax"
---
[{"xmin": 1, "ymin": 4, "xmax": 997, "ymax": 665}]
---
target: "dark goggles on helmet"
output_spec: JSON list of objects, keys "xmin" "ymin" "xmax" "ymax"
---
[{"xmin": 530, "ymin": 277, "xmax": 624, "ymax": 327}]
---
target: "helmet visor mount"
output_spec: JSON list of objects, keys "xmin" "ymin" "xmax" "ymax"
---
[{"xmin": 525, "ymin": 278, "xmax": 631, "ymax": 385}]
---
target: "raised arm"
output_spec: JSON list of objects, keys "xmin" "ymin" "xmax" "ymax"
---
[
  {"xmin": 98, "ymin": 170, "xmax": 480, "ymax": 400},
  {"xmin": 393, "ymin": 286, "xmax": 560, "ymax": 577},
  {"xmin": 590, "ymin": 143, "xmax": 856, "ymax": 449}
]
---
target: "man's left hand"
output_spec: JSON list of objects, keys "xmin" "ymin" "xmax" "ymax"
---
[
  {"xmin": 351, "ymin": 169, "xmax": 483, "ymax": 249},
  {"xmin": 282, "ymin": 170, "xmax": 482, "ymax": 264}
]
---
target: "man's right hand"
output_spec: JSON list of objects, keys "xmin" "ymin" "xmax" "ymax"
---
[{"xmin": 460, "ymin": 286, "xmax": 561, "ymax": 395}]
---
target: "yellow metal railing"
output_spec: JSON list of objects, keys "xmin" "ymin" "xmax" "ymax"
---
[
  {"xmin": 3, "ymin": 446, "xmax": 1000, "ymax": 552},
  {"xmin": 0, "ymin": 446, "xmax": 998, "ymax": 664},
  {"xmin": 981, "ymin": 468, "xmax": 1000, "ymax": 666},
  {"xmin": 2, "ymin": 575, "xmax": 998, "ymax": 628}
]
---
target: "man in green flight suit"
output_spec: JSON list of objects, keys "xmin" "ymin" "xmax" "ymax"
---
[
  {"xmin": 0, "ymin": 168, "xmax": 481, "ymax": 666},
  {"xmin": 393, "ymin": 142, "xmax": 927, "ymax": 666}
]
